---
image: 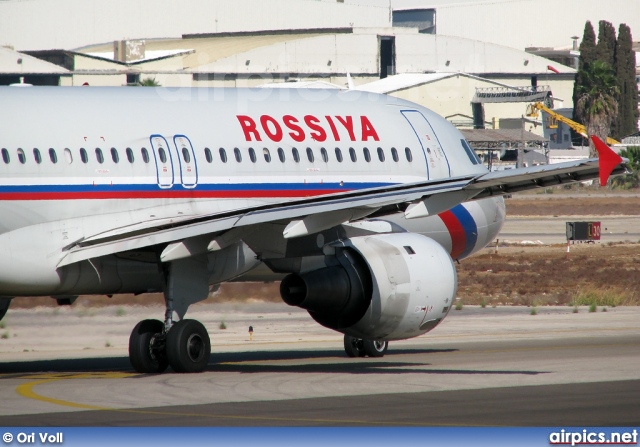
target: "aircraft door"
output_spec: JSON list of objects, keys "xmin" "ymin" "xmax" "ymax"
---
[
  {"xmin": 401, "ymin": 110, "xmax": 451, "ymax": 180},
  {"xmin": 173, "ymin": 135, "xmax": 198, "ymax": 188},
  {"xmin": 150, "ymin": 135, "xmax": 174, "ymax": 188}
]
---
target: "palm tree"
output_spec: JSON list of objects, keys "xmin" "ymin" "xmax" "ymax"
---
[
  {"xmin": 574, "ymin": 60, "xmax": 619, "ymax": 158},
  {"xmin": 137, "ymin": 77, "xmax": 161, "ymax": 87}
]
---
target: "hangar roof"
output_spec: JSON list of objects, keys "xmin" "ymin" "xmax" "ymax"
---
[{"xmin": 0, "ymin": 46, "xmax": 69, "ymax": 74}]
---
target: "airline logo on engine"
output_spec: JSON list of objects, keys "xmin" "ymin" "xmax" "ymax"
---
[{"xmin": 237, "ymin": 115, "xmax": 380, "ymax": 143}]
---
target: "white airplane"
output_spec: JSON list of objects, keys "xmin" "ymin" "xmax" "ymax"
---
[{"xmin": 0, "ymin": 86, "xmax": 626, "ymax": 373}]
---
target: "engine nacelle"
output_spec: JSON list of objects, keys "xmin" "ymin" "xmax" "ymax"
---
[{"xmin": 280, "ymin": 233, "xmax": 457, "ymax": 341}]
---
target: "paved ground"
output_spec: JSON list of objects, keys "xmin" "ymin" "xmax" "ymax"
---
[{"xmin": 1, "ymin": 304, "xmax": 638, "ymax": 426}]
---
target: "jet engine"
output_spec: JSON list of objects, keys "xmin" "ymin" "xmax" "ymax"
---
[{"xmin": 280, "ymin": 233, "xmax": 457, "ymax": 341}]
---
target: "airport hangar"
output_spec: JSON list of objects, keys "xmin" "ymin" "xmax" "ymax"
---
[{"xmin": 1, "ymin": 0, "xmax": 638, "ymax": 154}]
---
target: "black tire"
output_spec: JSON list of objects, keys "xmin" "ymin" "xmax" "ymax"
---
[
  {"xmin": 166, "ymin": 319, "xmax": 211, "ymax": 373},
  {"xmin": 129, "ymin": 319, "xmax": 168, "ymax": 374},
  {"xmin": 362, "ymin": 339, "xmax": 388, "ymax": 357},
  {"xmin": 0, "ymin": 298, "xmax": 11, "ymax": 322},
  {"xmin": 343, "ymin": 335, "xmax": 365, "ymax": 358}
]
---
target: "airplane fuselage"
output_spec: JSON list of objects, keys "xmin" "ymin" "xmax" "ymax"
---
[{"xmin": 0, "ymin": 87, "xmax": 503, "ymax": 298}]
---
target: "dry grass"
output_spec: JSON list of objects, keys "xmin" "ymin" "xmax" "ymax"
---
[{"xmin": 457, "ymin": 243, "xmax": 640, "ymax": 306}]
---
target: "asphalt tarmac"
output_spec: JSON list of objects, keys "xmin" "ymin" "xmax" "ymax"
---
[{"xmin": 1, "ymin": 305, "xmax": 638, "ymax": 426}]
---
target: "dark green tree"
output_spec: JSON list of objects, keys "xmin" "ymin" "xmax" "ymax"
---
[
  {"xmin": 614, "ymin": 24, "xmax": 639, "ymax": 139},
  {"xmin": 575, "ymin": 60, "xmax": 619, "ymax": 158},
  {"xmin": 596, "ymin": 20, "xmax": 616, "ymax": 67},
  {"xmin": 572, "ymin": 21, "xmax": 598, "ymax": 127},
  {"xmin": 611, "ymin": 146, "xmax": 640, "ymax": 189}
]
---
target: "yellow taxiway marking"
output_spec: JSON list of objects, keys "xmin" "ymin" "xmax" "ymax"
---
[
  {"xmin": 13, "ymin": 371, "xmax": 468, "ymax": 426},
  {"xmin": 16, "ymin": 372, "xmax": 134, "ymax": 410}
]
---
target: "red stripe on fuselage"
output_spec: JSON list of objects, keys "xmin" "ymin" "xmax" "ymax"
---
[
  {"xmin": 439, "ymin": 210, "xmax": 466, "ymax": 259},
  {"xmin": 0, "ymin": 189, "xmax": 347, "ymax": 201}
]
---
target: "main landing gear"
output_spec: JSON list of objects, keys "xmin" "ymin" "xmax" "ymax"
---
[
  {"xmin": 129, "ymin": 257, "xmax": 212, "ymax": 374},
  {"xmin": 129, "ymin": 318, "xmax": 211, "ymax": 374},
  {"xmin": 343, "ymin": 334, "xmax": 388, "ymax": 358}
]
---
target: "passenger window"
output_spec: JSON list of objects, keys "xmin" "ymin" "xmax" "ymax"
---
[
  {"xmin": 80, "ymin": 148, "xmax": 88, "ymax": 163},
  {"xmin": 363, "ymin": 147, "xmax": 371, "ymax": 162},
  {"xmin": 204, "ymin": 147, "xmax": 213, "ymax": 163},
  {"xmin": 391, "ymin": 147, "xmax": 399, "ymax": 162},
  {"xmin": 249, "ymin": 148, "xmax": 257, "ymax": 163},
  {"xmin": 126, "ymin": 148, "xmax": 134, "ymax": 163},
  {"xmin": 377, "ymin": 147, "xmax": 385, "ymax": 162},
  {"xmin": 17, "ymin": 148, "xmax": 26, "ymax": 164},
  {"xmin": 320, "ymin": 147, "xmax": 329, "ymax": 163},
  {"xmin": 292, "ymin": 148, "xmax": 300, "ymax": 163},
  {"xmin": 157, "ymin": 148, "xmax": 166, "ymax": 164},
  {"xmin": 1, "ymin": 148, "xmax": 9, "ymax": 164},
  {"xmin": 306, "ymin": 147, "xmax": 314, "ymax": 163},
  {"xmin": 349, "ymin": 147, "xmax": 357, "ymax": 162},
  {"xmin": 405, "ymin": 147, "xmax": 413, "ymax": 162},
  {"xmin": 335, "ymin": 147, "xmax": 343, "ymax": 162},
  {"xmin": 277, "ymin": 147, "xmax": 285, "ymax": 163},
  {"xmin": 64, "ymin": 148, "xmax": 73, "ymax": 164},
  {"xmin": 219, "ymin": 148, "xmax": 227, "ymax": 163},
  {"xmin": 49, "ymin": 148, "xmax": 58, "ymax": 164},
  {"xmin": 234, "ymin": 148, "xmax": 242, "ymax": 163},
  {"xmin": 141, "ymin": 148, "xmax": 150, "ymax": 163},
  {"xmin": 110, "ymin": 147, "xmax": 119, "ymax": 163},
  {"xmin": 263, "ymin": 148, "xmax": 271, "ymax": 163},
  {"xmin": 182, "ymin": 147, "xmax": 191, "ymax": 163},
  {"xmin": 95, "ymin": 148, "xmax": 104, "ymax": 164},
  {"xmin": 33, "ymin": 148, "xmax": 42, "ymax": 164}
]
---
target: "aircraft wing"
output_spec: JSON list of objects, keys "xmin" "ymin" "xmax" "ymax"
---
[{"xmin": 57, "ymin": 136, "xmax": 628, "ymax": 268}]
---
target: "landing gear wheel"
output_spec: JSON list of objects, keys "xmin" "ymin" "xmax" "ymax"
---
[
  {"xmin": 362, "ymin": 339, "xmax": 388, "ymax": 357},
  {"xmin": 166, "ymin": 319, "xmax": 211, "ymax": 373},
  {"xmin": 344, "ymin": 335, "xmax": 365, "ymax": 358},
  {"xmin": 129, "ymin": 319, "xmax": 168, "ymax": 374}
]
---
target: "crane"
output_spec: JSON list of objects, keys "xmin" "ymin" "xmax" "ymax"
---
[{"xmin": 525, "ymin": 102, "xmax": 620, "ymax": 145}]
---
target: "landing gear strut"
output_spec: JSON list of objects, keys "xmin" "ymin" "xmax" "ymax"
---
[{"xmin": 343, "ymin": 335, "xmax": 388, "ymax": 358}]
